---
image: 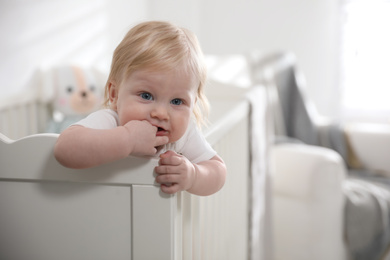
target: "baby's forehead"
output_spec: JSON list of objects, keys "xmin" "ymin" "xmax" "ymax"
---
[{"xmin": 128, "ymin": 67, "xmax": 199, "ymax": 89}]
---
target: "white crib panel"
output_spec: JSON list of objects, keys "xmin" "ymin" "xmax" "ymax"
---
[
  {"xmin": 132, "ymin": 185, "xmax": 176, "ymax": 259},
  {"xmin": 0, "ymin": 91, "xmax": 254, "ymax": 260},
  {"xmin": 0, "ymin": 181, "xmax": 132, "ymax": 260}
]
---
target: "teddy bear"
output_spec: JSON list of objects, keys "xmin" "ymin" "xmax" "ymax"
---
[{"xmin": 45, "ymin": 65, "xmax": 105, "ymax": 133}]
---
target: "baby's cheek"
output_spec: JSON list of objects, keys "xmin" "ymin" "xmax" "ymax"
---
[
  {"xmin": 117, "ymin": 112, "xmax": 132, "ymax": 127},
  {"xmin": 171, "ymin": 123, "xmax": 189, "ymax": 143}
]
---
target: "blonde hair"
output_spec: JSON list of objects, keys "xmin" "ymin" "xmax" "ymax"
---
[{"xmin": 104, "ymin": 21, "xmax": 209, "ymax": 126}]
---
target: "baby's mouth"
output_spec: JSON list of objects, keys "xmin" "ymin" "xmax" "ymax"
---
[{"xmin": 156, "ymin": 126, "xmax": 168, "ymax": 136}]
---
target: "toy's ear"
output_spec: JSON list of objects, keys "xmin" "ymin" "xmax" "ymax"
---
[
  {"xmin": 37, "ymin": 67, "xmax": 56, "ymax": 103},
  {"xmin": 91, "ymin": 67, "xmax": 107, "ymax": 88}
]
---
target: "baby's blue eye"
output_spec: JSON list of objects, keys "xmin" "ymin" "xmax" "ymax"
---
[
  {"xmin": 140, "ymin": 92, "xmax": 153, "ymax": 100},
  {"xmin": 171, "ymin": 98, "xmax": 183, "ymax": 106}
]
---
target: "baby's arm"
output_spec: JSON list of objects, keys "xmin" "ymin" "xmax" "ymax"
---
[
  {"xmin": 154, "ymin": 151, "xmax": 227, "ymax": 196},
  {"xmin": 54, "ymin": 120, "xmax": 169, "ymax": 169}
]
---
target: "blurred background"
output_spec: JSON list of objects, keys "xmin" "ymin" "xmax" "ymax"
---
[
  {"xmin": 2, "ymin": 2, "xmax": 390, "ymax": 259},
  {"xmin": 1, "ymin": 0, "xmax": 389, "ymax": 123}
]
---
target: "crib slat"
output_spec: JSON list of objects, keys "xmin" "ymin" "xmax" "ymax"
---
[
  {"xmin": 181, "ymin": 192, "xmax": 193, "ymax": 260},
  {"xmin": 174, "ymin": 192, "xmax": 183, "ymax": 260},
  {"xmin": 27, "ymin": 102, "xmax": 38, "ymax": 135},
  {"xmin": 191, "ymin": 196, "xmax": 201, "ymax": 260},
  {"xmin": 0, "ymin": 110, "xmax": 10, "ymax": 138},
  {"xmin": 17, "ymin": 105, "xmax": 27, "ymax": 138}
]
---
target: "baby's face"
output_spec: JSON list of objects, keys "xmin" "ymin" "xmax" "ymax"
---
[{"xmin": 109, "ymin": 68, "xmax": 198, "ymax": 143}]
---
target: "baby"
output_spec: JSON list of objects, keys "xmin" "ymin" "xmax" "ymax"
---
[{"xmin": 54, "ymin": 21, "xmax": 226, "ymax": 196}]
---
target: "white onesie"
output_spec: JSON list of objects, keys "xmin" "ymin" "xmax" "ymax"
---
[{"xmin": 74, "ymin": 109, "xmax": 216, "ymax": 163}]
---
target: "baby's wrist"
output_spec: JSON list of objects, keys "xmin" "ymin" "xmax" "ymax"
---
[
  {"xmin": 117, "ymin": 125, "xmax": 134, "ymax": 156},
  {"xmin": 186, "ymin": 163, "xmax": 198, "ymax": 192}
]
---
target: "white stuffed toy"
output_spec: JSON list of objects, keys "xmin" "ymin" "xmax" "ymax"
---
[{"xmin": 45, "ymin": 65, "xmax": 104, "ymax": 133}]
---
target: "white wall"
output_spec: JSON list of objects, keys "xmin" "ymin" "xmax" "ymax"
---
[
  {"xmin": 149, "ymin": 0, "xmax": 341, "ymax": 118},
  {"xmin": 0, "ymin": 0, "xmax": 148, "ymax": 98},
  {"xmin": 105, "ymin": 0, "xmax": 149, "ymax": 53},
  {"xmin": 1, "ymin": 0, "xmax": 341, "ymax": 118}
]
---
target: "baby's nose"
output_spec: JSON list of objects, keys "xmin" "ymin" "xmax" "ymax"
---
[
  {"xmin": 81, "ymin": 91, "xmax": 87, "ymax": 98},
  {"xmin": 151, "ymin": 105, "xmax": 169, "ymax": 120}
]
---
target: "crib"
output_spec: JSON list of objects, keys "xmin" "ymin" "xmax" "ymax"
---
[{"xmin": 0, "ymin": 57, "xmax": 270, "ymax": 259}]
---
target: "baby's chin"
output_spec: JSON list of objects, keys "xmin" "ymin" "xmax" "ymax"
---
[{"xmin": 155, "ymin": 145, "xmax": 165, "ymax": 153}]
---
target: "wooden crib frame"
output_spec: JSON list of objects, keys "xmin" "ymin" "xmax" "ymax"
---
[{"xmin": 0, "ymin": 81, "xmax": 259, "ymax": 259}]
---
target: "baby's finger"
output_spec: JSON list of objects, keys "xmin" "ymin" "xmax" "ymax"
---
[
  {"xmin": 159, "ymin": 151, "xmax": 181, "ymax": 166},
  {"xmin": 155, "ymin": 171, "xmax": 180, "ymax": 184},
  {"xmin": 139, "ymin": 147, "xmax": 158, "ymax": 156},
  {"xmin": 155, "ymin": 164, "xmax": 178, "ymax": 175},
  {"xmin": 155, "ymin": 136, "xmax": 169, "ymax": 147},
  {"xmin": 160, "ymin": 150, "xmax": 177, "ymax": 158},
  {"xmin": 160, "ymin": 183, "xmax": 180, "ymax": 194}
]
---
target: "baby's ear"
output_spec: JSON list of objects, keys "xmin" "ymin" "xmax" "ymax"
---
[{"xmin": 108, "ymin": 81, "xmax": 118, "ymax": 109}]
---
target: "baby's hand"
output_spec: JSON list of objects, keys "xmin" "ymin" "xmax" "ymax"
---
[
  {"xmin": 154, "ymin": 150, "xmax": 196, "ymax": 194},
  {"xmin": 123, "ymin": 120, "xmax": 169, "ymax": 156}
]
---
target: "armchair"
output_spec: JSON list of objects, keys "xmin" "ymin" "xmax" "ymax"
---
[{"xmin": 251, "ymin": 52, "xmax": 390, "ymax": 260}]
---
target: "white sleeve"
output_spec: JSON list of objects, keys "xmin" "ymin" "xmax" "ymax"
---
[
  {"xmin": 176, "ymin": 122, "xmax": 217, "ymax": 164},
  {"xmin": 73, "ymin": 109, "xmax": 119, "ymax": 129}
]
